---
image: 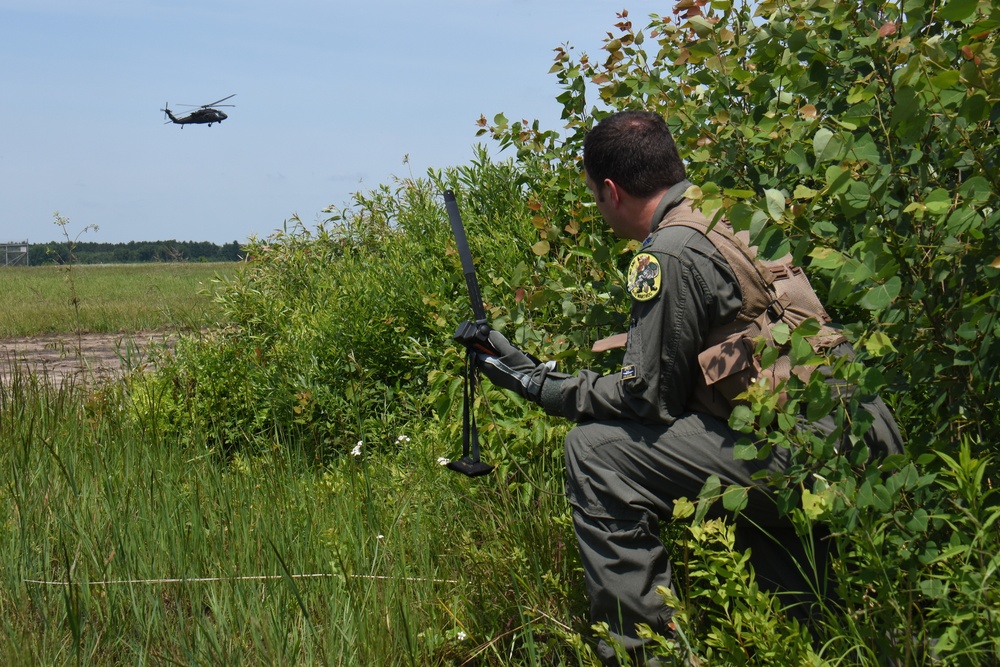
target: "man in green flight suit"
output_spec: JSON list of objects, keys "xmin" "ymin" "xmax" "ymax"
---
[{"xmin": 473, "ymin": 110, "xmax": 904, "ymax": 665}]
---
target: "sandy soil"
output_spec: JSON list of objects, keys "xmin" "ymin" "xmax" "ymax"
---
[{"xmin": 0, "ymin": 331, "xmax": 179, "ymax": 386}]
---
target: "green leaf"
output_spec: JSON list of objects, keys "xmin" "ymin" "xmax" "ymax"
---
[
  {"xmin": 753, "ymin": 226, "xmax": 791, "ymax": 261},
  {"xmin": 809, "ymin": 247, "xmax": 848, "ymax": 270},
  {"xmin": 856, "ymin": 480, "xmax": 873, "ymax": 508},
  {"xmin": 924, "ymin": 188, "xmax": 953, "ymax": 215},
  {"xmin": 795, "ymin": 318, "xmax": 821, "ymax": 338},
  {"xmin": 859, "ymin": 276, "xmax": 902, "ymax": 310},
  {"xmin": 890, "ymin": 87, "xmax": 928, "ymax": 144},
  {"xmin": 929, "ymin": 70, "xmax": 961, "ymax": 90},
  {"xmin": 864, "ymin": 331, "xmax": 898, "ymax": 357},
  {"xmin": 733, "ymin": 441, "xmax": 758, "ymax": 460},
  {"xmin": 872, "ymin": 484, "xmax": 893, "ymax": 512},
  {"xmin": 958, "ymin": 176, "xmax": 992, "ymax": 204},
  {"xmin": 760, "ymin": 344, "xmax": 781, "ymax": 370},
  {"xmin": 698, "ymin": 475, "xmax": 721, "ymax": 500},
  {"xmin": 825, "ymin": 165, "xmax": 850, "ymax": 196},
  {"xmin": 813, "ymin": 128, "xmax": 846, "ymax": 162},
  {"xmin": 793, "ymin": 184, "xmax": 818, "ymax": 200},
  {"xmin": 841, "ymin": 180, "xmax": 871, "ymax": 214},
  {"xmin": 771, "ymin": 322, "xmax": 791, "ymax": 346},
  {"xmin": 801, "ymin": 489, "xmax": 829, "ymax": 520},
  {"xmin": 687, "ymin": 15, "xmax": 715, "ymax": 37},
  {"xmin": 848, "ymin": 133, "xmax": 882, "ymax": 164},
  {"xmin": 959, "ymin": 92, "xmax": 988, "ymax": 124},
  {"xmin": 784, "ymin": 143, "xmax": 810, "ymax": 172},
  {"xmin": 672, "ymin": 497, "xmax": 695, "ymax": 520},
  {"xmin": 788, "ymin": 29, "xmax": 808, "ymax": 52},
  {"xmin": 764, "ymin": 189, "xmax": 785, "ymax": 220},
  {"xmin": 727, "ymin": 202, "xmax": 755, "ymax": 232},
  {"xmin": 728, "ymin": 407, "xmax": 755, "ymax": 432},
  {"xmin": 749, "ymin": 210, "xmax": 770, "ymax": 240},
  {"xmin": 939, "ymin": 0, "xmax": 979, "ymax": 22},
  {"xmin": 790, "ymin": 332, "xmax": 816, "ymax": 365},
  {"xmin": 906, "ymin": 508, "xmax": 929, "ymax": 533},
  {"xmin": 722, "ymin": 486, "xmax": 749, "ymax": 513}
]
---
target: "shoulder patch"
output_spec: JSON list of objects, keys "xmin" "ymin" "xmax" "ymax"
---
[{"xmin": 626, "ymin": 252, "xmax": 662, "ymax": 302}]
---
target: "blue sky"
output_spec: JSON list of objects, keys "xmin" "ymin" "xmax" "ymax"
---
[{"xmin": 1, "ymin": 1, "xmax": 660, "ymax": 245}]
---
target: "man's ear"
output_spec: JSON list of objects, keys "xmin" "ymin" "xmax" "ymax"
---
[{"xmin": 604, "ymin": 179, "xmax": 624, "ymax": 208}]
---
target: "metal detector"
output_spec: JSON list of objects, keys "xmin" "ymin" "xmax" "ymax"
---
[{"xmin": 443, "ymin": 189, "xmax": 496, "ymax": 477}]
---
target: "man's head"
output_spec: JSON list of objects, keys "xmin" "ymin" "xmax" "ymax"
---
[
  {"xmin": 583, "ymin": 110, "xmax": 686, "ymax": 199},
  {"xmin": 583, "ymin": 110, "xmax": 687, "ymax": 240}
]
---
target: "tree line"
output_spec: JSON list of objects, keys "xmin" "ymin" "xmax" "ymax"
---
[{"xmin": 28, "ymin": 240, "xmax": 244, "ymax": 265}]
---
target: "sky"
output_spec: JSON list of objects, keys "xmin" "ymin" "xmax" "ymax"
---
[{"xmin": 1, "ymin": 1, "xmax": 662, "ymax": 245}]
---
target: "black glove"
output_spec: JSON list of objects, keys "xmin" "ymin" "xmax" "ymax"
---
[{"xmin": 476, "ymin": 328, "xmax": 555, "ymax": 404}]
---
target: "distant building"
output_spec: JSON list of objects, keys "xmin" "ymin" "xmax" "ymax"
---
[{"xmin": 2, "ymin": 241, "xmax": 29, "ymax": 266}]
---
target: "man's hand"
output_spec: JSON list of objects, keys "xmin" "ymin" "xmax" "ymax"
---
[{"xmin": 476, "ymin": 328, "xmax": 555, "ymax": 403}]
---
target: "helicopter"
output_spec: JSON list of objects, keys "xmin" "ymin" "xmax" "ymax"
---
[{"xmin": 161, "ymin": 94, "xmax": 236, "ymax": 127}]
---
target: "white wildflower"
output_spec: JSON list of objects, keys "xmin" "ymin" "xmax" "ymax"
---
[
  {"xmin": 396, "ymin": 434, "xmax": 411, "ymax": 443},
  {"xmin": 351, "ymin": 441, "xmax": 363, "ymax": 457},
  {"xmin": 457, "ymin": 631, "xmax": 467, "ymax": 642},
  {"xmin": 437, "ymin": 457, "xmax": 450, "ymax": 466}
]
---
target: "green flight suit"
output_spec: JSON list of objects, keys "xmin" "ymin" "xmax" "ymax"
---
[{"xmin": 536, "ymin": 186, "xmax": 904, "ymax": 658}]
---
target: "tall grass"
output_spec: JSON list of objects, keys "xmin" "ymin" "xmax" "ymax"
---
[
  {"xmin": 0, "ymin": 263, "xmax": 234, "ymax": 337},
  {"xmin": 0, "ymin": 364, "xmax": 591, "ymax": 665}
]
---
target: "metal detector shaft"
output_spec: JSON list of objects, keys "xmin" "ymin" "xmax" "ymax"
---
[{"xmin": 444, "ymin": 190, "xmax": 487, "ymax": 324}]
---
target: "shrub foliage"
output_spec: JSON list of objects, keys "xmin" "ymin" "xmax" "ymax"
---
[{"xmin": 139, "ymin": 0, "xmax": 999, "ymax": 663}]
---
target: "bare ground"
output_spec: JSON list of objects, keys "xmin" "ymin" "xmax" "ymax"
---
[{"xmin": 0, "ymin": 331, "xmax": 179, "ymax": 386}]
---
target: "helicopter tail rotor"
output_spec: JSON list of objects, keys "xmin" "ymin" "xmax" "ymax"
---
[{"xmin": 161, "ymin": 103, "xmax": 178, "ymax": 124}]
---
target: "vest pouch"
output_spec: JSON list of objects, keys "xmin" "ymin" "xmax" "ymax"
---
[{"xmin": 693, "ymin": 333, "xmax": 763, "ymax": 419}]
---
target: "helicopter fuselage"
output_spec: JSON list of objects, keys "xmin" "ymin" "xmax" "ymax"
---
[
  {"xmin": 162, "ymin": 95, "xmax": 235, "ymax": 128},
  {"xmin": 167, "ymin": 108, "xmax": 228, "ymax": 125}
]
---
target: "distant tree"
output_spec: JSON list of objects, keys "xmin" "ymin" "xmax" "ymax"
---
[{"xmin": 24, "ymin": 239, "xmax": 244, "ymax": 265}]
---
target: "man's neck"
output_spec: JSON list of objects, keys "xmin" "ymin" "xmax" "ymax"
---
[{"xmin": 646, "ymin": 180, "xmax": 693, "ymax": 235}]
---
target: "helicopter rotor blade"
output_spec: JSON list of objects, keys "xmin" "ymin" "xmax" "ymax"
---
[{"xmin": 201, "ymin": 94, "xmax": 236, "ymax": 108}]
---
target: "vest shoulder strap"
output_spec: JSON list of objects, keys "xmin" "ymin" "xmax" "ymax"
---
[{"xmin": 655, "ymin": 208, "xmax": 773, "ymax": 323}]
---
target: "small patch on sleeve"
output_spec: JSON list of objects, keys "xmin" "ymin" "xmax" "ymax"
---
[
  {"xmin": 626, "ymin": 253, "xmax": 661, "ymax": 302},
  {"xmin": 620, "ymin": 365, "xmax": 637, "ymax": 380}
]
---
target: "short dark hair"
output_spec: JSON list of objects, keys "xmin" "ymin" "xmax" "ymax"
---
[{"xmin": 583, "ymin": 110, "xmax": 687, "ymax": 197}]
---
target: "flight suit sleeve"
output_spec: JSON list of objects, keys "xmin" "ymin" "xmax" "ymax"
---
[{"xmin": 538, "ymin": 228, "xmax": 742, "ymax": 424}]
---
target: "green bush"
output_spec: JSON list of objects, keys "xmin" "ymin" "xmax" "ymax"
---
[
  {"xmin": 477, "ymin": 0, "xmax": 1000, "ymax": 662},
  {"xmin": 487, "ymin": 0, "xmax": 1000, "ymax": 459},
  {"xmin": 135, "ymin": 149, "xmax": 567, "ymax": 463}
]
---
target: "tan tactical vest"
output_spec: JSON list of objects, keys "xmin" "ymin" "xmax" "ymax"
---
[
  {"xmin": 657, "ymin": 205, "xmax": 846, "ymax": 419},
  {"xmin": 592, "ymin": 198, "xmax": 846, "ymax": 421}
]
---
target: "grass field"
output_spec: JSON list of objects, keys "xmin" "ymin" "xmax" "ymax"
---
[
  {"xmin": 0, "ymin": 378, "xmax": 571, "ymax": 665},
  {"xmin": 0, "ymin": 260, "xmax": 589, "ymax": 665},
  {"xmin": 0, "ymin": 262, "xmax": 235, "ymax": 337}
]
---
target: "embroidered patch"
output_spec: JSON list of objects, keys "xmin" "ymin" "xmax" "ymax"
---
[
  {"xmin": 626, "ymin": 253, "xmax": 661, "ymax": 302},
  {"xmin": 620, "ymin": 365, "xmax": 637, "ymax": 380}
]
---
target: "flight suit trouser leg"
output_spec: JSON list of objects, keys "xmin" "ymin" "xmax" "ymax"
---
[
  {"xmin": 564, "ymin": 401, "xmax": 904, "ymax": 658},
  {"xmin": 564, "ymin": 411, "xmax": 800, "ymax": 656}
]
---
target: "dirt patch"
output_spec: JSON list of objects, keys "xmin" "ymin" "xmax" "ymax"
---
[{"xmin": 0, "ymin": 331, "xmax": 180, "ymax": 386}]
